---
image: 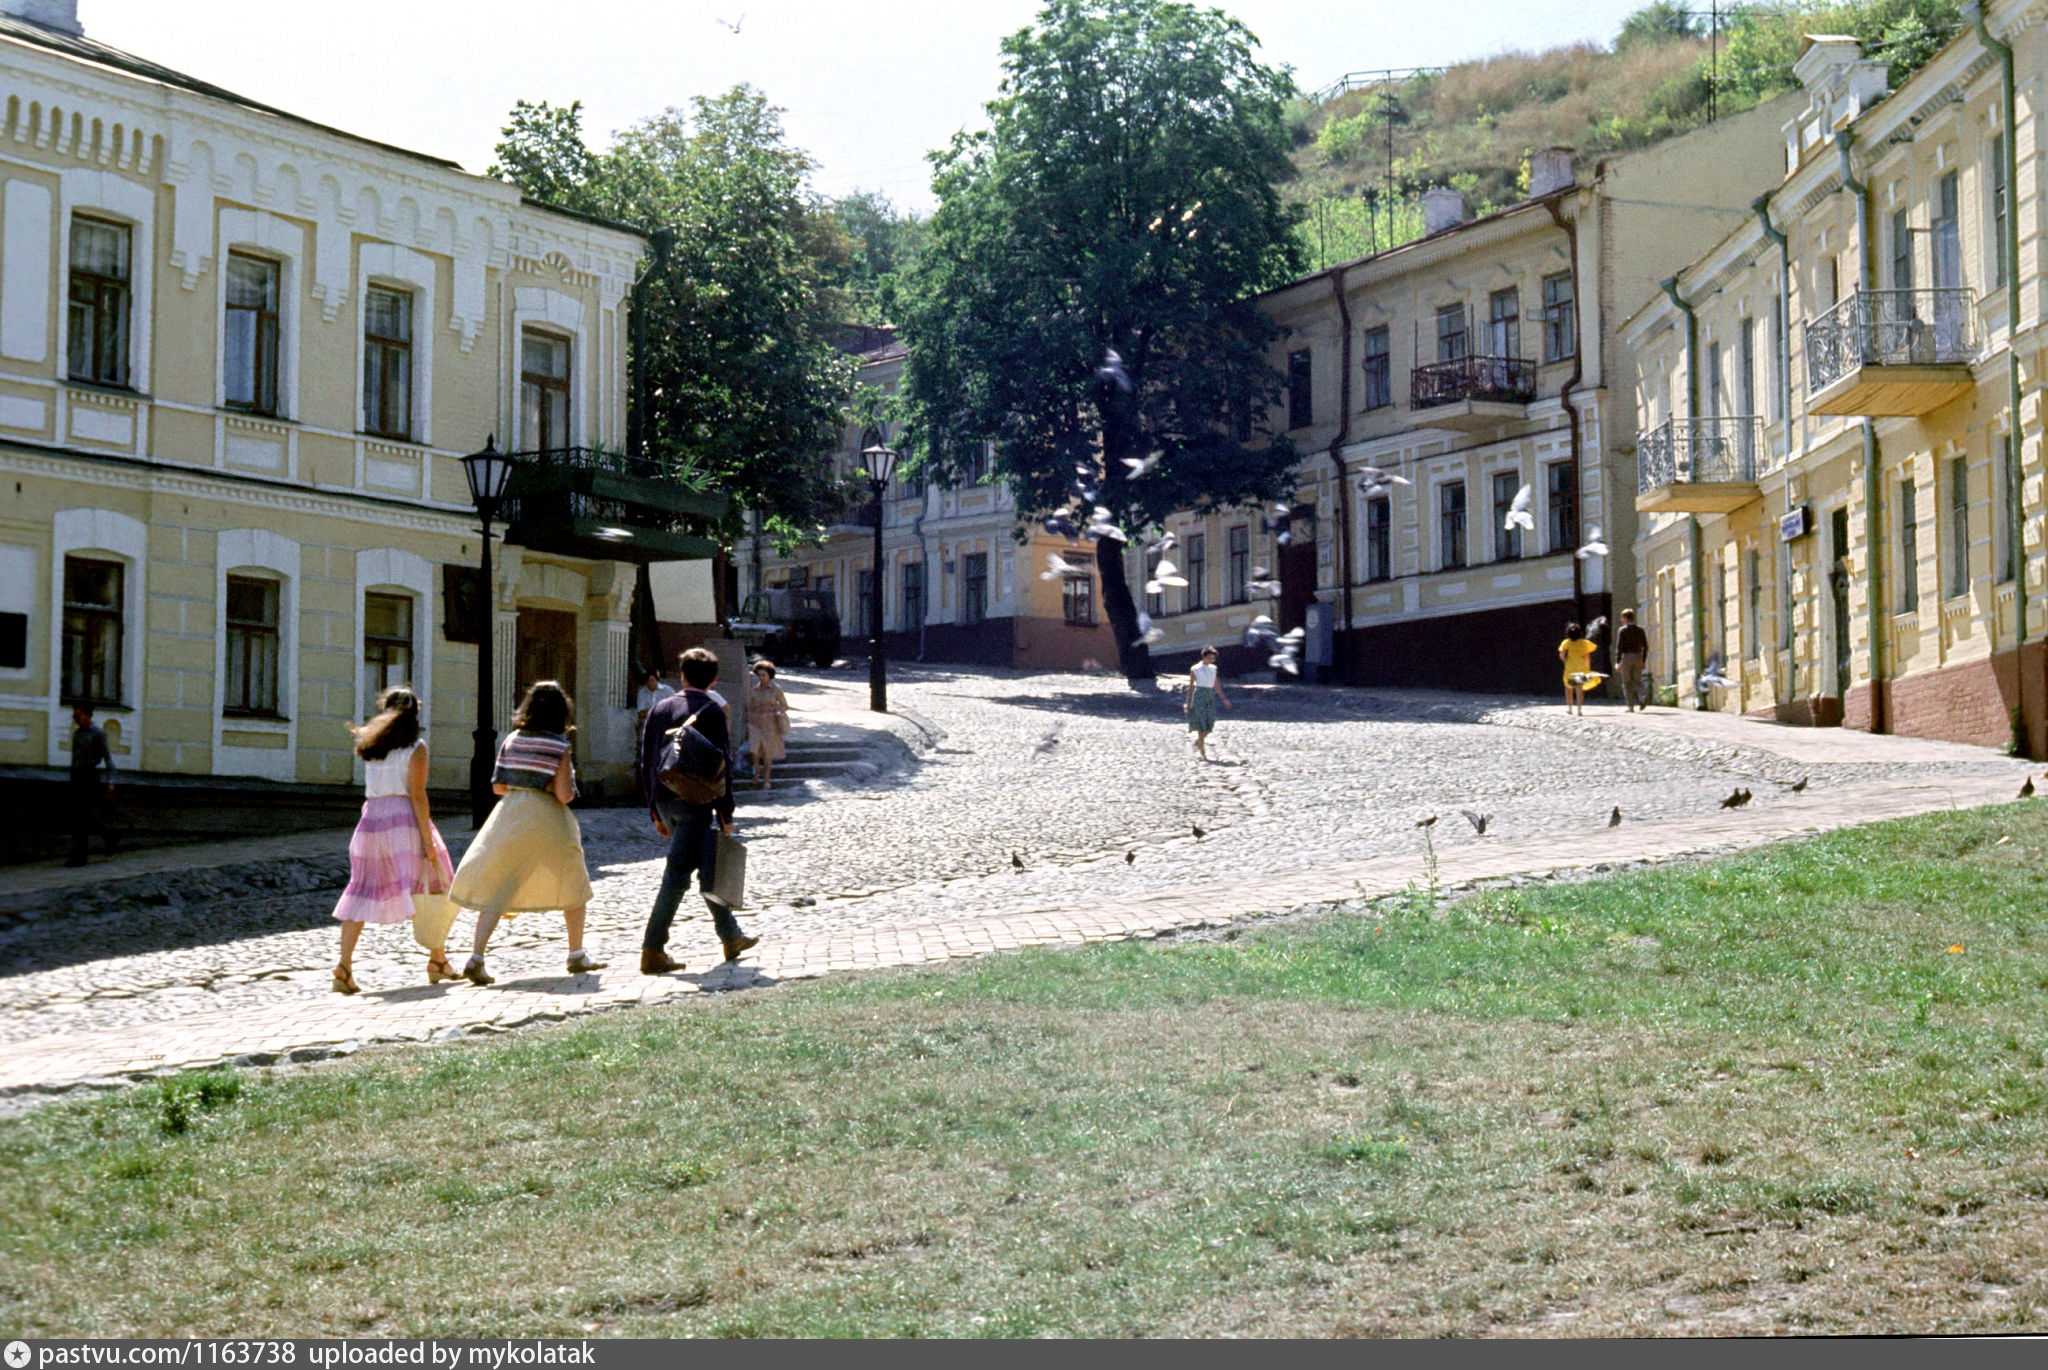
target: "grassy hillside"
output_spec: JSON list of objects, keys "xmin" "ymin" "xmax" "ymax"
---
[{"xmin": 1289, "ymin": 0, "xmax": 1963, "ymax": 269}]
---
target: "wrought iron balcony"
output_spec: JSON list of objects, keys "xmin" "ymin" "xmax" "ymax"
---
[
  {"xmin": 501, "ymin": 446, "xmax": 727, "ymax": 563},
  {"xmin": 1409, "ymin": 355, "xmax": 1538, "ymax": 429},
  {"xmin": 1635, "ymin": 417, "xmax": 1764, "ymax": 514},
  {"xmin": 1804, "ymin": 288, "xmax": 1978, "ymax": 416}
]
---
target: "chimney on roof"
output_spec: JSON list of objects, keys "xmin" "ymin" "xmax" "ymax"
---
[
  {"xmin": 1, "ymin": 0, "xmax": 82, "ymax": 35},
  {"xmin": 1422, "ymin": 187, "xmax": 1467, "ymax": 236},
  {"xmin": 1529, "ymin": 147, "xmax": 1574, "ymax": 198}
]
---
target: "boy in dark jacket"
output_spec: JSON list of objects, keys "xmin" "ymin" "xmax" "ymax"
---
[{"xmin": 638, "ymin": 647, "xmax": 757, "ymax": 973}]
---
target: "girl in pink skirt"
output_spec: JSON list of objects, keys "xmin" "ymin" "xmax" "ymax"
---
[{"xmin": 330, "ymin": 687, "xmax": 456, "ymax": 994}]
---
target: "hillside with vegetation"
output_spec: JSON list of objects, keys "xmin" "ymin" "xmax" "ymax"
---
[{"xmin": 1288, "ymin": 0, "xmax": 1964, "ymax": 269}]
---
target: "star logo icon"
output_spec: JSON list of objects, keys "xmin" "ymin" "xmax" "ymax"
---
[{"xmin": 5, "ymin": 1340, "xmax": 30, "ymax": 1369}]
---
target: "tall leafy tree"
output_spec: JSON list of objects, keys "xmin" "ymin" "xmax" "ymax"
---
[
  {"xmin": 491, "ymin": 89, "xmax": 855, "ymax": 538},
  {"xmin": 896, "ymin": 0, "xmax": 1307, "ymax": 679}
]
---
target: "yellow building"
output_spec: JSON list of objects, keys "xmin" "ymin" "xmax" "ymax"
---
[
  {"xmin": 1628, "ymin": 9, "xmax": 2045, "ymax": 752},
  {"xmin": 0, "ymin": 3, "xmax": 710, "ymax": 849},
  {"xmin": 1142, "ymin": 99, "xmax": 1800, "ymax": 690}
]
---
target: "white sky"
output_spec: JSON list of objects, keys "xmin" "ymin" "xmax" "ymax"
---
[{"xmin": 80, "ymin": 0, "xmax": 1656, "ymax": 212}]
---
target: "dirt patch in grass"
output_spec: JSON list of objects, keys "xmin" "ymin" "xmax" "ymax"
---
[{"xmin": 4, "ymin": 804, "xmax": 2048, "ymax": 1335}]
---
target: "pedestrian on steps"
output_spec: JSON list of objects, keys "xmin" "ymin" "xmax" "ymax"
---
[
  {"xmin": 449, "ymin": 681, "xmax": 604, "ymax": 985},
  {"xmin": 746, "ymin": 659, "xmax": 789, "ymax": 789},
  {"xmin": 329, "ymin": 688, "xmax": 457, "ymax": 994},
  {"xmin": 639, "ymin": 646, "xmax": 758, "ymax": 973}
]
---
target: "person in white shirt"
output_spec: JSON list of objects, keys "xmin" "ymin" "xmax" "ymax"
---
[
  {"xmin": 1182, "ymin": 645, "xmax": 1231, "ymax": 760},
  {"xmin": 635, "ymin": 668, "xmax": 676, "ymax": 794}
]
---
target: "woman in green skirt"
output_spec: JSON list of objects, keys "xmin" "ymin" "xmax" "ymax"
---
[{"xmin": 1182, "ymin": 645, "xmax": 1231, "ymax": 760}]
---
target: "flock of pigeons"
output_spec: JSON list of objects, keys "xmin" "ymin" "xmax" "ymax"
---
[{"xmin": 1416, "ymin": 773, "xmax": 1815, "ymax": 841}]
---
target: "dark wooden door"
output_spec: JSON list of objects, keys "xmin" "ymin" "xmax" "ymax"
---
[
  {"xmin": 515, "ymin": 608, "xmax": 578, "ymax": 703},
  {"xmin": 1278, "ymin": 538, "xmax": 1317, "ymax": 633}
]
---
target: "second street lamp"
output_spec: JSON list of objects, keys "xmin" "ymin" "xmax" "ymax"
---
[
  {"xmin": 859, "ymin": 442, "xmax": 898, "ymax": 714},
  {"xmin": 460, "ymin": 436, "xmax": 515, "ymax": 829}
]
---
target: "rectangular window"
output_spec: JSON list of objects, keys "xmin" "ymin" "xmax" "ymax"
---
[
  {"xmin": 1996, "ymin": 434, "xmax": 2015, "ymax": 583},
  {"xmin": 1062, "ymin": 574, "xmax": 1095, "ymax": 626},
  {"xmin": 224, "ymin": 252, "xmax": 281, "ymax": 415},
  {"xmin": 1439, "ymin": 481, "xmax": 1467, "ymax": 570},
  {"xmin": 1365, "ymin": 497, "xmax": 1391, "ymax": 581},
  {"xmin": 1705, "ymin": 340, "xmax": 1723, "ymax": 418},
  {"xmin": 1769, "ymin": 300, "xmax": 1784, "ymax": 424},
  {"xmin": 1991, "ymin": 133, "xmax": 2010, "ymax": 288},
  {"xmin": 362, "ymin": 591, "xmax": 414, "ymax": 717},
  {"xmin": 1899, "ymin": 478, "xmax": 1920, "ymax": 613},
  {"xmin": 67, "ymin": 216, "xmax": 131, "ymax": 388},
  {"xmin": 1226, "ymin": 525, "xmax": 1250, "ymax": 603},
  {"xmin": 61, "ymin": 556, "xmax": 123, "ymax": 707},
  {"xmin": 223, "ymin": 575, "xmax": 280, "ymax": 717},
  {"xmin": 1435, "ymin": 304, "xmax": 1468, "ymax": 363},
  {"xmin": 520, "ymin": 330, "xmax": 572, "ymax": 449},
  {"xmin": 1362, "ymin": 326, "xmax": 1391, "ymax": 410},
  {"xmin": 362, "ymin": 286, "xmax": 413, "ymax": 440},
  {"xmin": 1891, "ymin": 207, "xmax": 1913, "ymax": 291},
  {"xmin": 0, "ymin": 610, "xmax": 23, "ymax": 670},
  {"xmin": 1287, "ymin": 349, "xmax": 1313, "ymax": 429},
  {"xmin": 901, "ymin": 561, "xmax": 924, "ymax": 631},
  {"xmin": 1948, "ymin": 457, "xmax": 1971, "ymax": 599},
  {"xmin": 1716, "ymin": 559, "xmax": 1731, "ymax": 664},
  {"xmin": 1184, "ymin": 532, "xmax": 1207, "ymax": 611},
  {"xmin": 1492, "ymin": 470, "xmax": 1523, "ymax": 561},
  {"xmin": 1934, "ymin": 171, "xmax": 1962, "ymax": 292},
  {"xmin": 1546, "ymin": 460, "xmax": 1577, "ymax": 553},
  {"xmin": 961, "ymin": 553, "xmax": 988, "ymax": 625},
  {"xmin": 1738, "ymin": 319, "xmax": 1758, "ymax": 417},
  {"xmin": 1823, "ymin": 256, "xmax": 1840, "ymax": 308},
  {"xmin": 1744, "ymin": 548, "xmax": 1761, "ymax": 661},
  {"xmin": 1541, "ymin": 272, "xmax": 1575, "ymax": 362},
  {"xmin": 1487, "ymin": 287, "xmax": 1520, "ymax": 359},
  {"xmin": 856, "ymin": 568, "xmax": 877, "ymax": 637}
]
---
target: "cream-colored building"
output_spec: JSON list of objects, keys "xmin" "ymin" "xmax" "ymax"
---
[
  {"xmin": 0, "ymin": 1, "xmax": 706, "ymax": 834},
  {"xmin": 1627, "ymin": 8, "xmax": 2047, "ymax": 752},
  {"xmin": 737, "ymin": 332, "xmax": 1121, "ymax": 671},
  {"xmin": 1138, "ymin": 97, "xmax": 1800, "ymax": 689}
]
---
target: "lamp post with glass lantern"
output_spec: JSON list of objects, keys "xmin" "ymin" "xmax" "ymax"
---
[
  {"xmin": 859, "ymin": 442, "xmax": 898, "ymax": 713},
  {"xmin": 461, "ymin": 437, "xmax": 515, "ymax": 828}
]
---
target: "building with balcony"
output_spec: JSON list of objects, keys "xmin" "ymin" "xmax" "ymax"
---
[
  {"xmin": 1625, "ymin": 11, "xmax": 2043, "ymax": 751},
  {"xmin": 733, "ymin": 331, "xmax": 1120, "ymax": 671},
  {"xmin": 1134, "ymin": 97, "xmax": 1798, "ymax": 694},
  {"xmin": 0, "ymin": 1, "xmax": 711, "ymax": 849}
]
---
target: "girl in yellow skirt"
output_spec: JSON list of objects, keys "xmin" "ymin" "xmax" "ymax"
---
[
  {"xmin": 450, "ymin": 680, "xmax": 604, "ymax": 984},
  {"xmin": 1558, "ymin": 623, "xmax": 1600, "ymax": 716}
]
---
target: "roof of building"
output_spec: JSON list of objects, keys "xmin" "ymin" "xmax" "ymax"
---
[{"xmin": 0, "ymin": 13, "xmax": 464, "ymax": 171}]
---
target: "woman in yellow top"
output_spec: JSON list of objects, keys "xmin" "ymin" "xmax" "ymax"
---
[{"xmin": 1557, "ymin": 623, "xmax": 1600, "ymax": 716}]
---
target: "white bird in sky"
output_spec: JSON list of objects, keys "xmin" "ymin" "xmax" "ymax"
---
[
  {"xmin": 1095, "ymin": 349, "xmax": 1133, "ymax": 394},
  {"xmin": 1132, "ymin": 611, "xmax": 1165, "ymax": 648},
  {"xmin": 1145, "ymin": 557, "xmax": 1189, "ymax": 595},
  {"xmin": 1121, "ymin": 451, "xmax": 1164, "ymax": 478},
  {"xmin": 1357, "ymin": 465, "xmax": 1412, "ymax": 491},
  {"xmin": 714, "ymin": 13, "xmax": 745, "ymax": 33},
  {"xmin": 1151, "ymin": 530, "xmax": 1179, "ymax": 553},
  {"xmin": 1577, "ymin": 524, "xmax": 1610, "ymax": 559},
  {"xmin": 1041, "ymin": 552, "xmax": 1086, "ymax": 581},
  {"xmin": 1504, "ymin": 482, "xmax": 1536, "ymax": 533},
  {"xmin": 1084, "ymin": 507, "xmax": 1127, "ymax": 542}
]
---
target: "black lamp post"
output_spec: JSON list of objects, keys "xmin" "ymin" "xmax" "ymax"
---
[
  {"xmin": 860, "ymin": 442, "xmax": 899, "ymax": 714},
  {"xmin": 461, "ymin": 436, "xmax": 515, "ymax": 829}
]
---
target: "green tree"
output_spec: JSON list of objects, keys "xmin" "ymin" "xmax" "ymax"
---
[
  {"xmin": 490, "ymin": 88, "xmax": 855, "ymax": 539},
  {"xmin": 1614, "ymin": 1, "xmax": 1698, "ymax": 54},
  {"xmin": 829, "ymin": 191, "xmax": 929, "ymax": 324},
  {"xmin": 896, "ymin": 0, "xmax": 1307, "ymax": 679}
]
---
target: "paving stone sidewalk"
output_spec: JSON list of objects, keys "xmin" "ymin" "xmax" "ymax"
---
[{"xmin": 1, "ymin": 688, "xmax": 2031, "ymax": 1101}]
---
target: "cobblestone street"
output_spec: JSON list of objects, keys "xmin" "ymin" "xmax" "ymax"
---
[{"xmin": 1, "ymin": 665, "xmax": 2035, "ymax": 1098}]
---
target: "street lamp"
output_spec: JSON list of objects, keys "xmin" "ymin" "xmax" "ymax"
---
[
  {"xmin": 859, "ymin": 442, "xmax": 899, "ymax": 713},
  {"xmin": 461, "ymin": 436, "xmax": 515, "ymax": 829}
]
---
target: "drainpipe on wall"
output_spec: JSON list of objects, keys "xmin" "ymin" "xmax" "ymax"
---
[
  {"xmin": 1755, "ymin": 194, "xmax": 1794, "ymax": 707},
  {"xmin": 1971, "ymin": 0, "xmax": 2028, "ymax": 749},
  {"xmin": 1545, "ymin": 196, "xmax": 1587, "ymax": 628},
  {"xmin": 913, "ymin": 511, "xmax": 930, "ymax": 662},
  {"xmin": 1838, "ymin": 128, "xmax": 1887, "ymax": 733},
  {"xmin": 1326, "ymin": 262, "xmax": 1356, "ymax": 684},
  {"xmin": 1661, "ymin": 276, "xmax": 1706, "ymax": 692}
]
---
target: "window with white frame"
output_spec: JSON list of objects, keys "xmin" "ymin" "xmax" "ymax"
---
[
  {"xmin": 1948, "ymin": 457, "xmax": 1970, "ymax": 600},
  {"xmin": 520, "ymin": 330, "xmax": 572, "ymax": 450},
  {"xmin": 363, "ymin": 286, "xmax": 414, "ymax": 440},
  {"xmin": 61, "ymin": 556, "xmax": 124, "ymax": 707},
  {"xmin": 363, "ymin": 592, "xmax": 414, "ymax": 717},
  {"xmin": 224, "ymin": 253, "xmax": 282, "ymax": 415},
  {"xmin": 67, "ymin": 216, "xmax": 131, "ymax": 388},
  {"xmin": 1438, "ymin": 481, "xmax": 1467, "ymax": 569},
  {"xmin": 223, "ymin": 575, "xmax": 282, "ymax": 717}
]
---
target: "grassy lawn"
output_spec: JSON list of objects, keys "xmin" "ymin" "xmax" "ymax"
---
[{"xmin": 5, "ymin": 805, "xmax": 2048, "ymax": 1336}]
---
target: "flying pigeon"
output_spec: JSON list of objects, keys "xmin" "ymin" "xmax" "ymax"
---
[
  {"xmin": 1145, "ymin": 558, "xmax": 1189, "ymax": 595},
  {"xmin": 1121, "ymin": 451, "xmax": 1164, "ymax": 478},
  {"xmin": 1587, "ymin": 616, "xmax": 1608, "ymax": 638},
  {"xmin": 1095, "ymin": 349, "xmax": 1133, "ymax": 394},
  {"xmin": 1084, "ymin": 507, "xmax": 1127, "ymax": 542},
  {"xmin": 1043, "ymin": 513, "xmax": 1080, "ymax": 538},
  {"xmin": 1503, "ymin": 483, "xmax": 1535, "ymax": 533},
  {"xmin": 1151, "ymin": 530, "xmax": 1179, "ymax": 553},
  {"xmin": 1070, "ymin": 478, "xmax": 1098, "ymax": 503},
  {"xmin": 1608, "ymin": 805, "xmax": 1622, "ymax": 827},
  {"xmin": 1033, "ymin": 726, "xmax": 1063, "ymax": 758},
  {"xmin": 1461, "ymin": 810, "xmax": 1491, "ymax": 835},
  {"xmin": 1132, "ymin": 611, "xmax": 1165, "ymax": 648},
  {"xmin": 1247, "ymin": 579, "xmax": 1282, "ymax": 599},
  {"xmin": 1697, "ymin": 668, "xmax": 1736, "ymax": 692},
  {"xmin": 1357, "ymin": 465, "xmax": 1412, "ymax": 490},
  {"xmin": 1566, "ymin": 672, "xmax": 1606, "ymax": 688},
  {"xmin": 1041, "ymin": 552, "xmax": 1086, "ymax": 580},
  {"xmin": 1576, "ymin": 525, "xmax": 1609, "ymax": 559}
]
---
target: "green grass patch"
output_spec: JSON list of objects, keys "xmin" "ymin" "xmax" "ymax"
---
[{"xmin": 4, "ymin": 804, "xmax": 2048, "ymax": 1335}]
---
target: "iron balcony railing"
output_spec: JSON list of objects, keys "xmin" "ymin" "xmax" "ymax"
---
[
  {"xmin": 1636, "ymin": 416, "xmax": 1765, "ymax": 493},
  {"xmin": 1803, "ymin": 287, "xmax": 1978, "ymax": 395},
  {"xmin": 1410, "ymin": 355, "xmax": 1538, "ymax": 410}
]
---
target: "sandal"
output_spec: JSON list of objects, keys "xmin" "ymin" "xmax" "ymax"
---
[
  {"xmin": 332, "ymin": 966, "xmax": 360, "ymax": 996},
  {"xmin": 426, "ymin": 952, "xmax": 459, "ymax": 984}
]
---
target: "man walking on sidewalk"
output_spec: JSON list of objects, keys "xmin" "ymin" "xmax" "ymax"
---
[
  {"xmin": 67, "ymin": 705, "xmax": 117, "ymax": 866},
  {"xmin": 1615, "ymin": 609, "xmax": 1651, "ymax": 712},
  {"xmin": 638, "ymin": 647, "xmax": 759, "ymax": 973}
]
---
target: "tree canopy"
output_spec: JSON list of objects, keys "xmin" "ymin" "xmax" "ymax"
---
[
  {"xmin": 490, "ymin": 90, "xmax": 856, "ymax": 538},
  {"xmin": 894, "ymin": 0, "xmax": 1308, "ymax": 676}
]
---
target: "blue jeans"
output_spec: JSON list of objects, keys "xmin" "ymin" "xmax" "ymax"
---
[{"xmin": 642, "ymin": 799, "xmax": 743, "ymax": 952}]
